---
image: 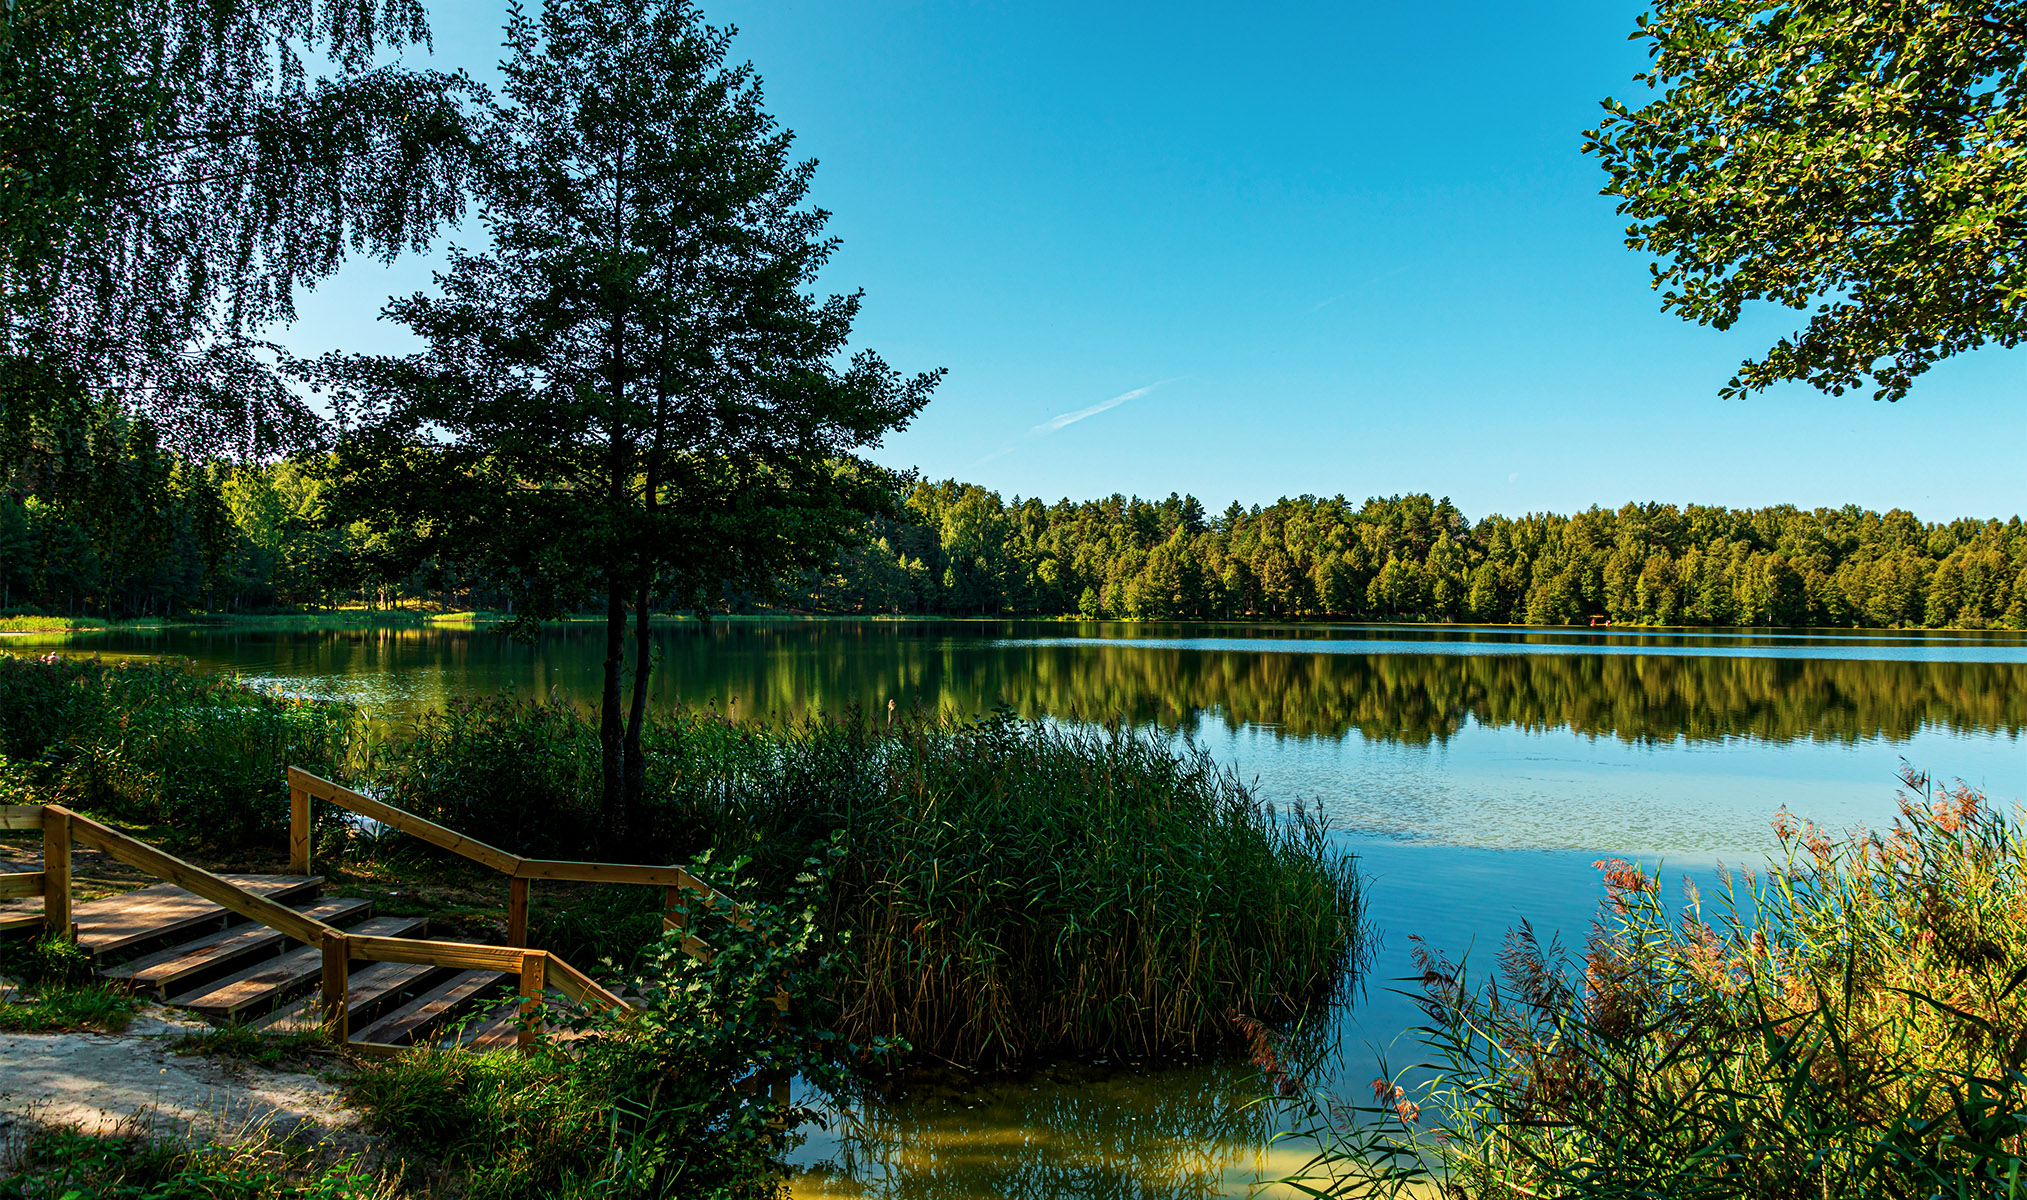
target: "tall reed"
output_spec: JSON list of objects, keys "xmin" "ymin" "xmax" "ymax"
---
[
  {"xmin": 371, "ymin": 699, "xmax": 1364, "ymax": 1069},
  {"xmin": 1269, "ymin": 766, "xmax": 2027, "ymax": 1198},
  {"xmin": 0, "ymin": 654, "xmax": 358, "ymax": 847}
]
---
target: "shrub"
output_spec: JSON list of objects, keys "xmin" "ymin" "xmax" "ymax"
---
[
  {"xmin": 0, "ymin": 654, "xmax": 358, "ymax": 847},
  {"xmin": 348, "ymin": 852, "xmax": 868, "ymax": 1200},
  {"xmin": 1269, "ymin": 766, "xmax": 2027, "ymax": 1199}
]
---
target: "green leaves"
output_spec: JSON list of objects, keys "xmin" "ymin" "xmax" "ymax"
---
[{"xmin": 1589, "ymin": 0, "xmax": 2027, "ymax": 400}]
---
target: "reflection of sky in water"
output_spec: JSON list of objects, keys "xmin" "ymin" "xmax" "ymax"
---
[{"xmin": 40, "ymin": 621, "xmax": 2027, "ymax": 1198}]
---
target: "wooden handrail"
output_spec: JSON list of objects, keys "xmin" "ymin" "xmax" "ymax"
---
[
  {"xmin": 0, "ymin": 871, "xmax": 44, "ymax": 900},
  {"xmin": 56, "ymin": 807, "xmax": 340, "ymax": 947},
  {"xmin": 284, "ymin": 768, "xmax": 756, "ymax": 937},
  {"xmin": 0, "ymin": 805, "xmax": 43, "ymax": 831}
]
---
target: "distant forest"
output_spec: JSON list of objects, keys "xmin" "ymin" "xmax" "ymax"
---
[{"xmin": 11, "ymin": 428, "xmax": 2027, "ymax": 630}]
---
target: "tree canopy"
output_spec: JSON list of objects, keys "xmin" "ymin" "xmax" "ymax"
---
[
  {"xmin": 317, "ymin": 0, "xmax": 939, "ymax": 840},
  {"xmin": 1587, "ymin": 1, "xmax": 2027, "ymax": 400},
  {"xmin": 1, "ymin": 0, "xmax": 477, "ymax": 456}
]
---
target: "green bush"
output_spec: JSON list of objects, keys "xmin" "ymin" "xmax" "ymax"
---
[
  {"xmin": 0, "ymin": 654, "xmax": 359, "ymax": 847},
  {"xmin": 348, "ymin": 853, "xmax": 867, "ymax": 1200}
]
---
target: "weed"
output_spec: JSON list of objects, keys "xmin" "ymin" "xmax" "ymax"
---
[
  {"xmin": 171, "ymin": 1024, "xmax": 336, "ymax": 1069},
  {"xmin": 0, "ymin": 982, "xmax": 138, "ymax": 1033}
]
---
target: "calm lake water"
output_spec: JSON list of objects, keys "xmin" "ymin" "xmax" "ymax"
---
[{"xmin": 46, "ymin": 618, "xmax": 2027, "ymax": 1197}]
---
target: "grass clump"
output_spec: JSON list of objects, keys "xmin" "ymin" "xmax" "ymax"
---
[
  {"xmin": 0, "ymin": 982, "xmax": 139, "ymax": 1032},
  {"xmin": 0, "ymin": 1127, "xmax": 391, "ymax": 1199},
  {"xmin": 367, "ymin": 698, "xmax": 1362, "ymax": 1070},
  {"xmin": 0, "ymin": 654, "xmax": 358, "ymax": 848},
  {"xmin": 171, "ymin": 1024, "xmax": 335, "ymax": 1069},
  {"xmin": 1269, "ymin": 766, "xmax": 2027, "ymax": 1199}
]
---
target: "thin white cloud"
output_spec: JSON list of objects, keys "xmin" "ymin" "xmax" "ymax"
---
[{"xmin": 1033, "ymin": 379, "xmax": 1174, "ymax": 435}]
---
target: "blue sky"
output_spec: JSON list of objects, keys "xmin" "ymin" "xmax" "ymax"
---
[{"xmin": 282, "ymin": 0, "xmax": 2027, "ymax": 522}]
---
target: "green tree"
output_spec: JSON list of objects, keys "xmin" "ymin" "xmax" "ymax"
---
[
  {"xmin": 320, "ymin": 0, "xmax": 938, "ymax": 842},
  {"xmin": 1588, "ymin": 1, "xmax": 2027, "ymax": 400},
  {"xmin": 2, "ymin": 0, "xmax": 478, "ymax": 454}
]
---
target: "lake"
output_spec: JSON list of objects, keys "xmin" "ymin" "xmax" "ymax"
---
[{"xmin": 47, "ymin": 618, "xmax": 2027, "ymax": 1197}]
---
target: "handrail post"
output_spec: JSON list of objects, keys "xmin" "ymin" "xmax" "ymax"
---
[
  {"xmin": 663, "ymin": 884, "xmax": 685, "ymax": 935},
  {"xmin": 508, "ymin": 876, "xmax": 529, "ymax": 948},
  {"xmin": 517, "ymin": 950, "xmax": 546, "ymax": 1052},
  {"xmin": 289, "ymin": 784, "xmax": 311, "ymax": 876},
  {"xmin": 41, "ymin": 808, "xmax": 70, "ymax": 939},
  {"xmin": 320, "ymin": 930, "xmax": 350, "ymax": 1042}
]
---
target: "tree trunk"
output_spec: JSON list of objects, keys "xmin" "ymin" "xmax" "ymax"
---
[
  {"xmin": 622, "ymin": 581, "xmax": 653, "ymax": 820},
  {"xmin": 599, "ymin": 578, "xmax": 629, "ymax": 848}
]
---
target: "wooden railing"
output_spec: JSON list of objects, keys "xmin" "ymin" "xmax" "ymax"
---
[
  {"xmin": 2, "ymin": 795, "xmax": 642, "ymax": 1055},
  {"xmin": 285, "ymin": 767, "xmax": 749, "ymax": 961}
]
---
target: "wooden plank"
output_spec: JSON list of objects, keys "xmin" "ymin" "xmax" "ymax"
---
[
  {"xmin": 507, "ymin": 876, "xmax": 528, "ymax": 948},
  {"xmin": 350, "ymin": 970, "xmax": 505, "ymax": 1048},
  {"xmin": 56, "ymin": 808, "xmax": 337, "ymax": 948},
  {"xmin": 0, "ymin": 910, "xmax": 44, "ymax": 934},
  {"xmin": 0, "ymin": 805, "xmax": 43, "ymax": 831},
  {"xmin": 69, "ymin": 875, "xmax": 324, "ymax": 960},
  {"xmin": 0, "ymin": 872, "xmax": 42, "ymax": 901},
  {"xmin": 285, "ymin": 769, "xmax": 522, "ymax": 876},
  {"xmin": 517, "ymin": 951, "xmax": 546, "ymax": 1051},
  {"xmin": 347, "ymin": 1040, "xmax": 409, "ymax": 1060},
  {"xmin": 348, "ymin": 935, "xmax": 528, "ymax": 973},
  {"xmin": 261, "ymin": 960, "xmax": 437, "ymax": 1034},
  {"xmin": 545, "ymin": 954, "xmax": 629, "ymax": 1015},
  {"xmin": 167, "ymin": 917, "xmax": 423, "ymax": 1020},
  {"xmin": 104, "ymin": 897, "xmax": 374, "ymax": 996},
  {"xmin": 42, "ymin": 809, "xmax": 68, "ymax": 936},
  {"xmin": 459, "ymin": 1006, "xmax": 520, "ymax": 1052},
  {"xmin": 320, "ymin": 931, "xmax": 349, "ymax": 1040},
  {"xmin": 289, "ymin": 788, "xmax": 310, "ymax": 876}
]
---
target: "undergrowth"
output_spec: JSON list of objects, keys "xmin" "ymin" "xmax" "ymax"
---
[
  {"xmin": 0, "ymin": 1127, "xmax": 390, "ymax": 1199},
  {"xmin": 0, "ymin": 982, "xmax": 138, "ymax": 1033}
]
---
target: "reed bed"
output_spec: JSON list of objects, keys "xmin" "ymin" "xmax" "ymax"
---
[
  {"xmin": 0, "ymin": 654, "xmax": 357, "ymax": 846},
  {"xmin": 373, "ymin": 698, "xmax": 1363, "ymax": 1069},
  {"xmin": 1269, "ymin": 766, "xmax": 2027, "ymax": 1199}
]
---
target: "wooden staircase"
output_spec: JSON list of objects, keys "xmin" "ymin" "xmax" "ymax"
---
[
  {"xmin": 0, "ymin": 768, "xmax": 757, "ymax": 1057},
  {"xmin": 46, "ymin": 877, "xmax": 517, "ymax": 1051}
]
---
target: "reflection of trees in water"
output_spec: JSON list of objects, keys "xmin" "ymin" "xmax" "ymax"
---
[
  {"xmin": 803, "ymin": 1061, "xmax": 1277, "ymax": 1200},
  {"xmin": 642, "ymin": 626, "xmax": 2027, "ymax": 745},
  {"xmin": 104, "ymin": 623, "xmax": 2027, "ymax": 745}
]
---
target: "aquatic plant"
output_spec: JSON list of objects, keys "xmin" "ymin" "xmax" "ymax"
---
[{"xmin": 1268, "ymin": 765, "xmax": 2027, "ymax": 1198}]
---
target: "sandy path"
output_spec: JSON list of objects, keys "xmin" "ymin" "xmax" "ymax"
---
[{"xmin": 0, "ymin": 1015, "xmax": 370, "ymax": 1154}]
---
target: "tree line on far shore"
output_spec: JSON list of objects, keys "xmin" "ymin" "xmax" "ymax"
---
[{"xmin": 13, "ymin": 441, "xmax": 2027, "ymax": 631}]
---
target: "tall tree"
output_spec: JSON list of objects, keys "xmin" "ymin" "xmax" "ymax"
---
[
  {"xmin": 1587, "ymin": 1, "xmax": 2027, "ymax": 400},
  {"xmin": 318, "ymin": 0, "xmax": 940, "ymax": 842},
  {"xmin": 1, "ymin": 0, "xmax": 477, "ymax": 456}
]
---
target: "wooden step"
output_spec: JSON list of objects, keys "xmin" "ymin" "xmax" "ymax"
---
[
  {"xmin": 352, "ymin": 970, "xmax": 507, "ymax": 1048},
  {"xmin": 75, "ymin": 876, "xmax": 324, "ymax": 962},
  {"xmin": 457, "ymin": 1002, "xmax": 523, "ymax": 1052},
  {"xmin": 254, "ymin": 960, "xmax": 441, "ymax": 1034},
  {"xmin": 166, "ymin": 916, "xmax": 423, "ymax": 1022},
  {"xmin": 104, "ymin": 897, "xmax": 375, "ymax": 998}
]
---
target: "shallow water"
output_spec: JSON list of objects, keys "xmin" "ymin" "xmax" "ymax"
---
[{"xmin": 43, "ymin": 618, "xmax": 2027, "ymax": 1196}]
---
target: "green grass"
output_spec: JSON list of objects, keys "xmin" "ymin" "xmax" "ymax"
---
[
  {"xmin": 0, "ymin": 983, "xmax": 140, "ymax": 1033},
  {"xmin": 0, "ymin": 615, "xmax": 108, "ymax": 632},
  {"xmin": 171, "ymin": 1024, "xmax": 336, "ymax": 1069},
  {"xmin": 0, "ymin": 1127, "xmax": 392, "ymax": 1199}
]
